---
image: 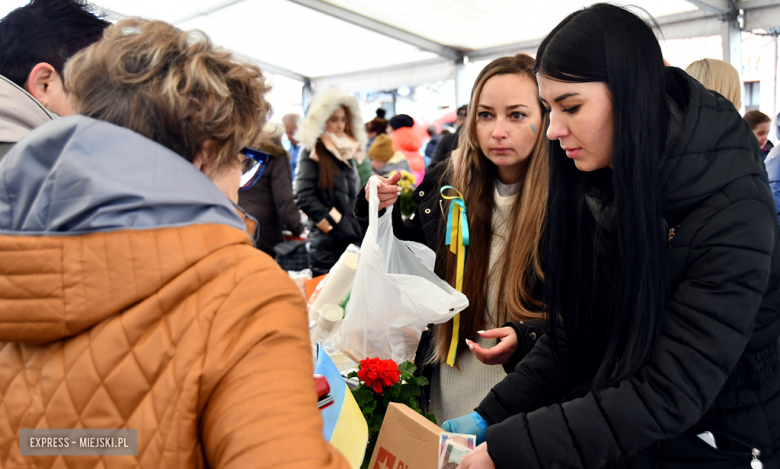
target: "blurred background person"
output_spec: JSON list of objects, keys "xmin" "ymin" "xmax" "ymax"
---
[
  {"xmin": 389, "ymin": 113, "xmax": 425, "ymax": 181},
  {"xmin": 294, "ymin": 87, "xmax": 366, "ymax": 276},
  {"xmin": 424, "ymin": 125, "xmax": 439, "ymax": 168},
  {"xmin": 431, "ymin": 104, "xmax": 468, "ymax": 166},
  {"xmin": 684, "ymin": 57, "xmax": 742, "ymax": 110},
  {"xmin": 0, "ymin": 18, "xmax": 348, "ymax": 469},
  {"xmin": 364, "ymin": 113, "xmax": 388, "ymax": 153},
  {"xmin": 744, "ymin": 110, "xmax": 774, "ymax": 160},
  {"xmin": 368, "ymin": 133, "xmax": 411, "ymax": 177},
  {"xmin": 238, "ymin": 121, "xmax": 305, "ymax": 257},
  {"xmin": 0, "ymin": 0, "xmax": 109, "ymax": 160},
  {"xmin": 281, "ymin": 113, "xmax": 302, "ymax": 178}
]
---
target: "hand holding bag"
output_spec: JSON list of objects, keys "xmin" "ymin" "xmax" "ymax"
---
[{"xmin": 338, "ymin": 178, "xmax": 469, "ymax": 363}]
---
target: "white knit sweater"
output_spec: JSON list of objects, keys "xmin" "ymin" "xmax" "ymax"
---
[{"xmin": 430, "ymin": 181, "xmax": 520, "ymax": 423}]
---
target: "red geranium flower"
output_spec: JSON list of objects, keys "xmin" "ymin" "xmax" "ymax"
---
[{"xmin": 357, "ymin": 357, "xmax": 400, "ymax": 394}]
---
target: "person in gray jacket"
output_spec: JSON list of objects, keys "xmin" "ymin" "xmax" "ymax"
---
[{"xmin": 368, "ymin": 134, "xmax": 411, "ymax": 178}]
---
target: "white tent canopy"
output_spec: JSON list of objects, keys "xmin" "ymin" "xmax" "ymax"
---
[{"xmin": 1, "ymin": 0, "xmax": 779, "ymax": 98}]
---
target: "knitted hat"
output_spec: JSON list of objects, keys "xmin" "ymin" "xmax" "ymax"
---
[
  {"xmin": 369, "ymin": 134, "xmax": 395, "ymax": 162},
  {"xmin": 389, "ymin": 114, "xmax": 414, "ymax": 130}
]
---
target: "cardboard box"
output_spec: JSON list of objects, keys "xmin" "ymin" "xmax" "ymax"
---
[{"xmin": 368, "ymin": 403, "xmax": 441, "ymax": 469}]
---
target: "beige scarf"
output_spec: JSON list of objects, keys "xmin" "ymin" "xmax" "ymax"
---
[{"xmin": 312, "ymin": 132, "xmax": 365, "ymax": 164}]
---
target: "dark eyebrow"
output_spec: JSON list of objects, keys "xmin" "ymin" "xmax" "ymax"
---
[
  {"xmin": 477, "ymin": 104, "xmax": 529, "ymax": 110},
  {"xmin": 554, "ymin": 92, "xmax": 580, "ymax": 103}
]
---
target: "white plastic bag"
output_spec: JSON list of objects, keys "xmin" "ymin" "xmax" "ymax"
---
[{"xmin": 338, "ymin": 178, "xmax": 469, "ymax": 363}]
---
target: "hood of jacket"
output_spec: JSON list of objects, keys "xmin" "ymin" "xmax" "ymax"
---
[
  {"xmin": 0, "ymin": 116, "xmax": 251, "ymax": 344},
  {"xmin": 296, "ymin": 87, "xmax": 367, "ymax": 150},
  {"xmin": 660, "ymin": 68, "xmax": 763, "ymax": 223},
  {"xmin": 256, "ymin": 139, "xmax": 289, "ymax": 159},
  {"xmin": 392, "ymin": 126, "xmax": 422, "ymax": 153},
  {"xmin": 0, "ymin": 74, "xmax": 55, "ymax": 143}
]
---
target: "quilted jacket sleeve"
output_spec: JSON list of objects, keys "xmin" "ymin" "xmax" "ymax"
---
[
  {"xmin": 483, "ymin": 197, "xmax": 776, "ymax": 469},
  {"xmin": 198, "ymin": 253, "xmax": 349, "ymax": 469},
  {"xmin": 476, "ymin": 326, "xmax": 582, "ymax": 425}
]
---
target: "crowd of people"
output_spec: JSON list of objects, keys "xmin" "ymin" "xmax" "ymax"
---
[{"xmin": 0, "ymin": 0, "xmax": 778, "ymax": 468}]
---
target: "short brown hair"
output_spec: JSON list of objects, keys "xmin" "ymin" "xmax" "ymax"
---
[
  {"xmin": 64, "ymin": 18, "xmax": 271, "ymax": 172},
  {"xmin": 744, "ymin": 110, "xmax": 771, "ymax": 130}
]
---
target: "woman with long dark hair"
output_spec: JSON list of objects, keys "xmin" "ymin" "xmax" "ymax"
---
[
  {"xmin": 457, "ymin": 4, "xmax": 780, "ymax": 469},
  {"xmin": 354, "ymin": 54, "xmax": 550, "ymax": 429},
  {"xmin": 294, "ymin": 87, "xmax": 366, "ymax": 276}
]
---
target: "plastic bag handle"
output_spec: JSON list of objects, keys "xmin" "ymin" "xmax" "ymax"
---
[{"xmin": 368, "ymin": 177, "xmax": 380, "ymax": 228}]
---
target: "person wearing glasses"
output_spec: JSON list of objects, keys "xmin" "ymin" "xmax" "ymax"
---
[
  {"xmin": 294, "ymin": 87, "xmax": 367, "ymax": 276},
  {"xmin": 0, "ymin": 18, "xmax": 350, "ymax": 469},
  {"xmin": 238, "ymin": 121, "xmax": 305, "ymax": 257}
]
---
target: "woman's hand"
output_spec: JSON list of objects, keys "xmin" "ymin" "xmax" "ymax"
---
[
  {"xmin": 366, "ymin": 173, "xmax": 402, "ymax": 210},
  {"xmin": 457, "ymin": 442, "xmax": 495, "ymax": 469},
  {"xmin": 466, "ymin": 327, "xmax": 518, "ymax": 365}
]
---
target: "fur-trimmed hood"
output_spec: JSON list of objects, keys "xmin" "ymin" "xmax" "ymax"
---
[
  {"xmin": 255, "ymin": 140, "xmax": 288, "ymax": 159},
  {"xmin": 295, "ymin": 87, "xmax": 366, "ymax": 150}
]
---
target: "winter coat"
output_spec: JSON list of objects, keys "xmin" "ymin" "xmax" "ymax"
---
[
  {"xmin": 355, "ymin": 156, "xmax": 374, "ymax": 188},
  {"xmin": 477, "ymin": 68, "xmax": 780, "ymax": 469},
  {"xmin": 353, "ymin": 161, "xmax": 546, "ymax": 413},
  {"xmin": 431, "ymin": 127, "xmax": 461, "ymax": 167},
  {"xmin": 295, "ymin": 146, "xmax": 362, "ymax": 276},
  {"xmin": 761, "ymin": 139, "xmax": 775, "ymax": 161},
  {"xmin": 0, "ymin": 116, "xmax": 349, "ymax": 469},
  {"xmin": 391, "ymin": 127, "xmax": 425, "ymax": 181},
  {"xmin": 765, "ymin": 145, "xmax": 780, "ymax": 224},
  {"xmin": 0, "ymin": 74, "xmax": 54, "ymax": 161},
  {"xmin": 373, "ymin": 151, "xmax": 412, "ymax": 178},
  {"xmin": 424, "ymin": 134, "xmax": 439, "ymax": 160},
  {"xmin": 238, "ymin": 140, "xmax": 304, "ymax": 256}
]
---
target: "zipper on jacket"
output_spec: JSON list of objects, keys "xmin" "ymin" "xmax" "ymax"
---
[
  {"xmin": 693, "ymin": 425, "xmax": 763, "ymax": 468},
  {"xmin": 752, "ymin": 448, "xmax": 763, "ymax": 469}
]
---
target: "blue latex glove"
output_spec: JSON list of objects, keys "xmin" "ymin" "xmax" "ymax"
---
[{"xmin": 440, "ymin": 411, "xmax": 489, "ymax": 445}]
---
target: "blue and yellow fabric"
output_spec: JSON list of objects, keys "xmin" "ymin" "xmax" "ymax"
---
[
  {"xmin": 440, "ymin": 186, "xmax": 469, "ymax": 367},
  {"xmin": 315, "ymin": 345, "xmax": 368, "ymax": 468}
]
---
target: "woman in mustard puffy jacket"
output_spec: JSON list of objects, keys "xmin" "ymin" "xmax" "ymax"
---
[{"xmin": 0, "ymin": 18, "xmax": 348, "ymax": 469}]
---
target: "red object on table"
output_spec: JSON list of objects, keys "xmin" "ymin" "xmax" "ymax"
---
[{"xmin": 314, "ymin": 374, "xmax": 334, "ymax": 409}]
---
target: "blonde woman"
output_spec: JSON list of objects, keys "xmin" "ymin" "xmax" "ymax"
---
[
  {"xmin": 294, "ymin": 88, "xmax": 367, "ymax": 276},
  {"xmin": 685, "ymin": 58, "xmax": 742, "ymax": 109},
  {"xmin": 354, "ymin": 54, "xmax": 549, "ymax": 432},
  {"xmin": 0, "ymin": 18, "xmax": 348, "ymax": 469}
]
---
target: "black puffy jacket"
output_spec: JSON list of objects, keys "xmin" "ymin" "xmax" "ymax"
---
[
  {"xmin": 477, "ymin": 68, "xmax": 780, "ymax": 468},
  {"xmin": 294, "ymin": 146, "xmax": 362, "ymax": 276}
]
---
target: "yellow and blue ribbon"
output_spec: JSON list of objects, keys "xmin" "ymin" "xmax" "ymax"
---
[{"xmin": 441, "ymin": 185, "xmax": 469, "ymax": 366}]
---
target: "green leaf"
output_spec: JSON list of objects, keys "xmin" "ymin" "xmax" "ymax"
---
[
  {"xmin": 424, "ymin": 413, "xmax": 437, "ymax": 425},
  {"xmin": 370, "ymin": 413, "xmax": 384, "ymax": 434},
  {"xmin": 346, "ymin": 370, "xmax": 358, "ymax": 379},
  {"xmin": 406, "ymin": 398, "xmax": 422, "ymax": 413},
  {"xmin": 398, "ymin": 361, "xmax": 417, "ymax": 375},
  {"xmin": 352, "ymin": 388, "xmax": 375, "ymax": 408}
]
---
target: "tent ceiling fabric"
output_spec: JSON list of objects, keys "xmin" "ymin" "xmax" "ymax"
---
[
  {"xmin": 323, "ymin": 0, "xmax": 699, "ymax": 51},
  {"xmin": 2, "ymin": 0, "xmax": 777, "ymax": 91},
  {"xmin": 83, "ymin": 0, "xmax": 702, "ymax": 81}
]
